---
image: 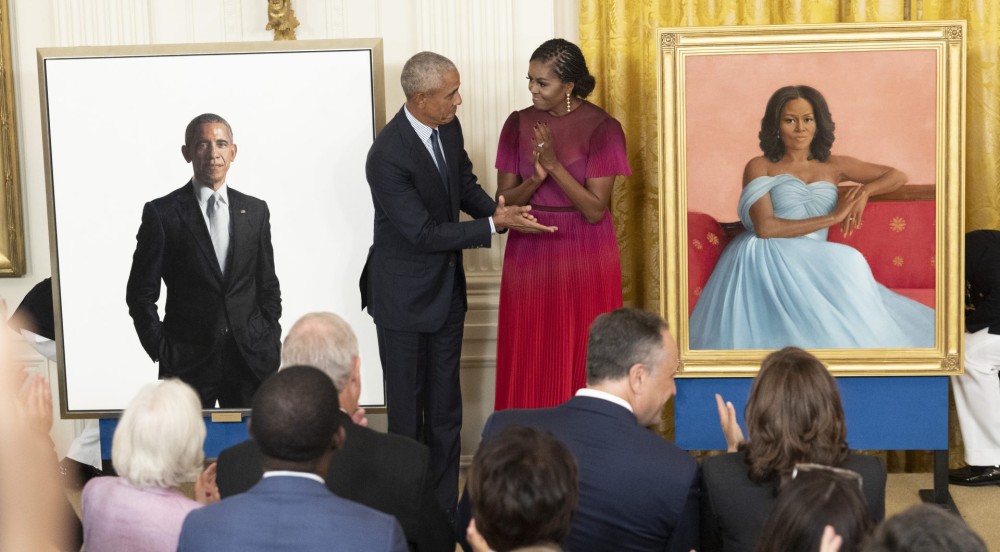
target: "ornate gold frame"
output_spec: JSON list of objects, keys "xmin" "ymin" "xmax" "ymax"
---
[
  {"xmin": 0, "ymin": 1, "xmax": 24, "ymax": 276},
  {"xmin": 657, "ymin": 22, "xmax": 966, "ymax": 377}
]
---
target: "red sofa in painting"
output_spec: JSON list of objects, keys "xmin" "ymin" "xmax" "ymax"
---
[{"xmin": 687, "ymin": 191, "xmax": 936, "ymax": 315}]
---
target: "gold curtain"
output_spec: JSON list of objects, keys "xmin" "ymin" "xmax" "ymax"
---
[{"xmin": 580, "ymin": 0, "xmax": 1000, "ymax": 466}]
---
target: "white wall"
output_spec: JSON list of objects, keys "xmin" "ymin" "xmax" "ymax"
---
[{"xmin": 0, "ymin": 0, "xmax": 579, "ymax": 458}]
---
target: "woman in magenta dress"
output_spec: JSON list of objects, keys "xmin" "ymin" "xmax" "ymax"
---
[{"xmin": 494, "ymin": 39, "xmax": 631, "ymax": 410}]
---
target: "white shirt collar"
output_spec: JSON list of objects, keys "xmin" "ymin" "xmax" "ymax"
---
[
  {"xmin": 575, "ymin": 388, "xmax": 634, "ymax": 413},
  {"xmin": 403, "ymin": 104, "xmax": 436, "ymax": 145},
  {"xmin": 193, "ymin": 180, "xmax": 229, "ymax": 208},
  {"xmin": 262, "ymin": 471, "xmax": 325, "ymax": 484}
]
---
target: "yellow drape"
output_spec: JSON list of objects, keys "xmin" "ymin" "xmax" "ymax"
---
[{"xmin": 580, "ymin": 0, "xmax": 1000, "ymax": 465}]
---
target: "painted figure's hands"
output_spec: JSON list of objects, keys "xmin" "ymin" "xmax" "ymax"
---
[{"xmin": 836, "ymin": 185, "xmax": 868, "ymax": 237}]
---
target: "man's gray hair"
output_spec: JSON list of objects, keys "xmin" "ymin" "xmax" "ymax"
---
[
  {"xmin": 400, "ymin": 51, "xmax": 457, "ymax": 99},
  {"xmin": 280, "ymin": 312, "xmax": 358, "ymax": 392},
  {"xmin": 585, "ymin": 308, "xmax": 667, "ymax": 384}
]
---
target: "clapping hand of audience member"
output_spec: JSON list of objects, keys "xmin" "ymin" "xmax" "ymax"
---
[
  {"xmin": 819, "ymin": 525, "xmax": 842, "ymax": 552},
  {"xmin": 195, "ymin": 462, "xmax": 220, "ymax": 505},
  {"xmin": 466, "ymin": 520, "xmax": 495, "ymax": 552},
  {"xmin": 0, "ymin": 347, "xmax": 67, "ymax": 551},
  {"xmin": 351, "ymin": 406, "xmax": 369, "ymax": 427},
  {"xmin": 493, "ymin": 195, "xmax": 557, "ymax": 234},
  {"xmin": 715, "ymin": 393, "xmax": 745, "ymax": 452},
  {"xmin": 20, "ymin": 373, "xmax": 53, "ymax": 435}
]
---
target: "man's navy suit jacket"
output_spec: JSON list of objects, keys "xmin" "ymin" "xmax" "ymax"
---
[
  {"xmin": 480, "ymin": 396, "xmax": 700, "ymax": 552},
  {"xmin": 125, "ymin": 182, "xmax": 281, "ymax": 387},
  {"xmin": 361, "ymin": 108, "xmax": 496, "ymax": 332},
  {"xmin": 178, "ymin": 475, "xmax": 408, "ymax": 552}
]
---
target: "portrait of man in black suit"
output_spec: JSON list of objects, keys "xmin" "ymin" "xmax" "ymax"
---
[
  {"xmin": 361, "ymin": 51, "xmax": 553, "ymax": 515},
  {"xmin": 126, "ymin": 113, "xmax": 282, "ymax": 409}
]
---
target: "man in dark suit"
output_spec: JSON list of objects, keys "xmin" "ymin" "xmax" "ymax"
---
[
  {"xmin": 126, "ymin": 113, "xmax": 281, "ymax": 409},
  {"xmin": 215, "ymin": 312, "xmax": 453, "ymax": 551},
  {"xmin": 362, "ymin": 51, "xmax": 554, "ymax": 514},
  {"xmin": 950, "ymin": 230, "xmax": 1000, "ymax": 485},
  {"xmin": 178, "ymin": 365, "xmax": 407, "ymax": 551},
  {"xmin": 462, "ymin": 308, "xmax": 699, "ymax": 552}
]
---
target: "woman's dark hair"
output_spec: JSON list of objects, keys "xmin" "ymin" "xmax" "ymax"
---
[
  {"xmin": 754, "ymin": 468, "xmax": 872, "ymax": 552},
  {"xmin": 758, "ymin": 85, "xmax": 836, "ymax": 162},
  {"xmin": 468, "ymin": 426, "xmax": 579, "ymax": 552},
  {"xmin": 743, "ymin": 347, "xmax": 849, "ymax": 484},
  {"xmin": 530, "ymin": 38, "xmax": 596, "ymax": 99}
]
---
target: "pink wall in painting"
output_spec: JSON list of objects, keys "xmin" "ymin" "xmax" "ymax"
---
[{"xmin": 684, "ymin": 49, "xmax": 937, "ymax": 222}]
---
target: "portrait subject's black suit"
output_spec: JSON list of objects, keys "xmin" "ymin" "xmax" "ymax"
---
[
  {"xmin": 126, "ymin": 181, "xmax": 281, "ymax": 408},
  {"xmin": 361, "ymin": 107, "xmax": 497, "ymax": 511},
  {"xmin": 215, "ymin": 410, "xmax": 454, "ymax": 552}
]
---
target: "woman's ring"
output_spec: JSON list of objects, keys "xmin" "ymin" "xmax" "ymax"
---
[{"xmin": 536, "ymin": 142, "xmax": 545, "ymax": 148}]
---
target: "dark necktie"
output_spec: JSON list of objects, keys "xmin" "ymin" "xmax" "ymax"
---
[{"xmin": 430, "ymin": 129, "xmax": 448, "ymax": 187}]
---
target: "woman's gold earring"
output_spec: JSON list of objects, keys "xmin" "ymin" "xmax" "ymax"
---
[{"xmin": 566, "ymin": 92, "xmax": 572, "ymax": 113}]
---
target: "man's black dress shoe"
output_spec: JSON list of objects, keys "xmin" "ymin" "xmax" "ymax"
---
[{"xmin": 949, "ymin": 465, "xmax": 1000, "ymax": 486}]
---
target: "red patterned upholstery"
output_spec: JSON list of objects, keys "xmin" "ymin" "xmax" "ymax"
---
[
  {"xmin": 687, "ymin": 200, "xmax": 935, "ymax": 312},
  {"xmin": 826, "ymin": 200, "xmax": 935, "ymax": 307},
  {"xmin": 687, "ymin": 211, "xmax": 731, "ymax": 314}
]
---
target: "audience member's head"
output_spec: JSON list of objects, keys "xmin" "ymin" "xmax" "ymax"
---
[
  {"xmin": 112, "ymin": 379, "xmax": 205, "ymax": 489},
  {"xmin": 744, "ymin": 347, "xmax": 849, "ymax": 483},
  {"xmin": 755, "ymin": 464, "xmax": 872, "ymax": 552},
  {"xmin": 468, "ymin": 426, "xmax": 578, "ymax": 552},
  {"xmin": 280, "ymin": 312, "xmax": 361, "ymax": 412},
  {"xmin": 585, "ymin": 307, "xmax": 678, "ymax": 426},
  {"xmin": 249, "ymin": 365, "xmax": 343, "ymax": 473},
  {"xmin": 862, "ymin": 504, "xmax": 986, "ymax": 552}
]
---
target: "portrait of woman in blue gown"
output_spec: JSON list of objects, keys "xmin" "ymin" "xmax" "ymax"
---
[{"xmin": 689, "ymin": 85, "xmax": 935, "ymax": 350}]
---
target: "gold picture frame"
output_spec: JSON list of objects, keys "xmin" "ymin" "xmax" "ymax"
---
[
  {"xmin": 0, "ymin": 1, "xmax": 24, "ymax": 277},
  {"xmin": 657, "ymin": 21, "xmax": 965, "ymax": 377}
]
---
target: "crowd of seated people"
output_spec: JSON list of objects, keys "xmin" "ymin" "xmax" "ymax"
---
[{"xmin": 1, "ymin": 306, "xmax": 991, "ymax": 552}]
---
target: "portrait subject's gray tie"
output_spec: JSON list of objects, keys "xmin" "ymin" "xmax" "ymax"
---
[
  {"xmin": 207, "ymin": 192, "xmax": 230, "ymax": 274},
  {"xmin": 430, "ymin": 129, "xmax": 449, "ymax": 188}
]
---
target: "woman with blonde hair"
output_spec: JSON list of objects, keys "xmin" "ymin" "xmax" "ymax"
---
[
  {"xmin": 82, "ymin": 379, "xmax": 218, "ymax": 551},
  {"xmin": 700, "ymin": 347, "xmax": 886, "ymax": 552}
]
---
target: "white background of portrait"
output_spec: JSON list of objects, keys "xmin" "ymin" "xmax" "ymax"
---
[{"xmin": 42, "ymin": 43, "xmax": 385, "ymax": 412}]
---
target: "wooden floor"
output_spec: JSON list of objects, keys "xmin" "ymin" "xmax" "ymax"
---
[{"xmin": 67, "ymin": 473, "xmax": 1000, "ymax": 549}]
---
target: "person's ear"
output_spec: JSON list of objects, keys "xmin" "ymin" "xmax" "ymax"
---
[
  {"xmin": 628, "ymin": 363, "xmax": 646, "ymax": 394},
  {"xmin": 181, "ymin": 144, "xmax": 192, "ymax": 163},
  {"xmin": 331, "ymin": 425, "xmax": 346, "ymax": 451}
]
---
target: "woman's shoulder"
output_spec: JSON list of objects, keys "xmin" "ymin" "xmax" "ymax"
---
[
  {"xmin": 702, "ymin": 451, "xmax": 749, "ymax": 478},
  {"xmin": 742, "ymin": 156, "xmax": 772, "ymax": 186}
]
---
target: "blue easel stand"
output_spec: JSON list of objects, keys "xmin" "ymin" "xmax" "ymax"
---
[
  {"xmin": 676, "ymin": 376, "xmax": 955, "ymax": 509},
  {"xmin": 100, "ymin": 417, "xmax": 249, "ymax": 469}
]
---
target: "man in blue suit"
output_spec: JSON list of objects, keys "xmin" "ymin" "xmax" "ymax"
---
[
  {"xmin": 467, "ymin": 308, "xmax": 699, "ymax": 552},
  {"xmin": 361, "ymin": 51, "xmax": 554, "ymax": 516},
  {"xmin": 178, "ymin": 366, "xmax": 407, "ymax": 552}
]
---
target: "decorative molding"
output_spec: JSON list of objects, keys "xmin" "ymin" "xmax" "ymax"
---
[
  {"xmin": 325, "ymin": 0, "xmax": 346, "ymax": 38},
  {"xmin": 50, "ymin": 0, "xmax": 151, "ymax": 46}
]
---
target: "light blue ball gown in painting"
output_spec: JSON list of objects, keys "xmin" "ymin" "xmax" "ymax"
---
[{"xmin": 689, "ymin": 174, "xmax": 935, "ymax": 350}]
